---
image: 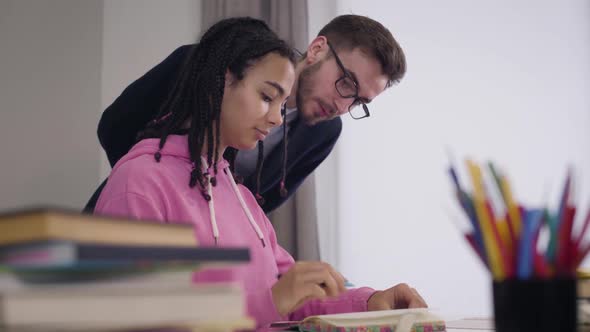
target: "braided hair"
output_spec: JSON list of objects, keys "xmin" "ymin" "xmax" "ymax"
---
[{"xmin": 138, "ymin": 17, "xmax": 296, "ymax": 202}]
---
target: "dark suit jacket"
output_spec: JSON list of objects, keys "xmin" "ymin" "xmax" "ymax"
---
[{"xmin": 85, "ymin": 45, "xmax": 342, "ymax": 213}]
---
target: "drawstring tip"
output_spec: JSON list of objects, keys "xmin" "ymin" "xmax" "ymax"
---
[
  {"xmin": 279, "ymin": 181, "xmax": 288, "ymax": 198},
  {"xmin": 261, "ymin": 238, "xmax": 266, "ymax": 248},
  {"xmin": 214, "ymin": 237, "xmax": 218, "ymax": 246},
  {"xmin": 154, "ymin": 151, "xmax": 162, "ymax": 162}
]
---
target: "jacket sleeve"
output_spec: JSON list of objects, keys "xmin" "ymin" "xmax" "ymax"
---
[
  {"xmin": 98, "ymin": 44, "xmax": 194, "ymax": 166},
  {"xmin": 256, "ymin": 118, "xmax": 343, "ymax": 213}
]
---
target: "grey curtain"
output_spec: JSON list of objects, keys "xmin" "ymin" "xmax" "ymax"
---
[
  {"xmin": 201, "ymin": 0, "xmax": 319, "ymax": 261},
  {"xmin": 202, "ymin": 0, "xmax": 308, "ymax": 51}
]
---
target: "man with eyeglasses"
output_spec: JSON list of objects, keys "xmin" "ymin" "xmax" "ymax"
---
[{"xmin": 85, "ymin": 15, "xmax": 405, "ymax": 213}]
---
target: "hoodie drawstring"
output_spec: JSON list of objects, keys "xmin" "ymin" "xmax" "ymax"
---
[
  {"xmin": 200, "ymin": 156, "xmax": 266, "ymax": 247},
  {"xmin": 203, "ymin": 168, "xmax": 219, "ymax": 245}
]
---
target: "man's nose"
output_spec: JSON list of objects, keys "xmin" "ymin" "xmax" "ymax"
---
[{"xmin": 334, "ymin": 96, "xmax": 352, "ymax": 115}]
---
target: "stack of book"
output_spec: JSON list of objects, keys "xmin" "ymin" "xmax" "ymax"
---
[{"xmin": 0, "ymin": 208, "xmax": 253, "ymax": 331}]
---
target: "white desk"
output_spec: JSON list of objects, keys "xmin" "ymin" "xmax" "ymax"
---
[{"xmin": 445, "ymin": 318, "xmax": 494, "ymax": 331}]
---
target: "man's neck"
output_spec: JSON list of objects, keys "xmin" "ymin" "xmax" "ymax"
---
[{"xmin": 286, "ymin": 61, "xmax": 305, "ymax": 109}]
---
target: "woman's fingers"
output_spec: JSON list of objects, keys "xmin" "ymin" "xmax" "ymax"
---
[{"xmin": 299, "ymin": 262, "xmax": 345, "ymax": 297}]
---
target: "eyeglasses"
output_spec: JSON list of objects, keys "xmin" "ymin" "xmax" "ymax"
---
[{"xmin": 327, "ymin": 41, "xmax": 370, "ymax": 120}]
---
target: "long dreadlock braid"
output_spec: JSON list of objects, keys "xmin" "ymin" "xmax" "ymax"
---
[
  {"xmin": 137, "ymin": 17, "xmax": 296, "ymax": 199},
  {"xmin": 253, "ymin": 104, "xmax": 288, "ymax": 203},
  {"xmin": 279, "ymin": 105, "xmax": 288, "ymax": 197},
  {"xmin": 254, "ymin": 141, "xmax": 265, "ymax": 205}
]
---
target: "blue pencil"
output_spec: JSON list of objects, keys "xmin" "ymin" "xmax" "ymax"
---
[
  {"xmin": 449, "ymin": 166, "xmax": 486, "ymax": 261},
  {"xmin": 517, "ymin": 209, "xmax": 543, "ymax": 279}
]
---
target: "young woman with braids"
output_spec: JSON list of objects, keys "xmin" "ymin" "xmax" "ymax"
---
[{"xmin": 94, "ymin": 17, "xmax": 426, "ymax": 328}]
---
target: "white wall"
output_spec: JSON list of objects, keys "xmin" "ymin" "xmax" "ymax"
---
[
  {"xmin": 0, "ymin": 0, "xmax": 103, "ymax": 210},
  {"xmin": 334, "ymin": 0, "xmax": 590, "ymax": 317},
  {"xmin": 100, "ymin": 0, "xmax": 201, "ymax": 178},
  {"xmin": 0, "ymin": 1, "xmax": 201, "ymax": 211}
]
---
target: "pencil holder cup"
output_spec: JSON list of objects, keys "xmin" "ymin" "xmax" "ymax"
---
[{"xmin": 493, "ymin": 278, "xmax": 576, "ymax": 332}]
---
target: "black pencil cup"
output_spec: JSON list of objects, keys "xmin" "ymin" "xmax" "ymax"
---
[{"xmin": 493, "ymin": 278, "xmax": 576, "ymax": 332}]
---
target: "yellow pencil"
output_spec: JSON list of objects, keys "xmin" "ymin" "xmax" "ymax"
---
[
  {"xmin": 496, "ymin": 218, "xmax": 511, "ymax": 254},
  {"xmin": 467, "ymin": 160, "xmax": 505, "ymax": 279},
  {"xmin": 500, "ymin": 176, "xmax": 522, "ymax": 239}
]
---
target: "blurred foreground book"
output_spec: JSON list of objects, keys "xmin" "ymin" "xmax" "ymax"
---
[
  {"xmin": 0, "ymin": 207, "xmax": 197, "ymax": 247},
  {"xmin": 0, "ymin": 207, "xmax": 253, "ymax": 331}
]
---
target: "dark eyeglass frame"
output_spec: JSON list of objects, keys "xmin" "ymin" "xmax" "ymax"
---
[{"xmin": 326, "ymin": 41, "xmax": 370, "ymax": 120}]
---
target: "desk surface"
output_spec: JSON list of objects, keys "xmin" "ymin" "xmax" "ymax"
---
[
  {"xmin": 446, "ymin": 318, "xmax": 590, "ymax": 332},
  {"xmin": 445, "ymin": 318, "xmax": 494, "ymax": 331}
]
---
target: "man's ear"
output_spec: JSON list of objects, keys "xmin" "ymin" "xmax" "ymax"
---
[{"xmin": 305, "ymin": 36, "xmax": 328, "ymax": 64}]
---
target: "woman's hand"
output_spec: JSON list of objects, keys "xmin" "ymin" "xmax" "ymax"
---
[
  {"xmin": 271, "ymin": 261, "xmax": 347, "ymax": 316},
  {"xmin": 367, "ymin": 283, "xmax": 427, "ymax": 310}
]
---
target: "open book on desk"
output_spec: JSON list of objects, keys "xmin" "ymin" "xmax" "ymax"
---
[{"xmin": 271, "ymin": 308, "xmax": 446, "ymax": 332}]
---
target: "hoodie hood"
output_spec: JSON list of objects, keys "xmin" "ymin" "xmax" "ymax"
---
[
  {"xmin": 114, "ymin": 134, "xmax": 229, "ymax": 174},
  {"xmin": 112, "ymin": 134, "xmax": 260, "ymax": 247}
]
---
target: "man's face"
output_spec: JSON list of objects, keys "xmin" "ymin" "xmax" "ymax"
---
[{"xmin": 296, "ymin": 38, "xmax": 389, "ymax": 126}]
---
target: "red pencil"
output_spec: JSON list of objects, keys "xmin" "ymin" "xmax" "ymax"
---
[
  {"xmin": 556, "ymin": 205, "xmax": 576, "ymax": 276},
  {"xmin": 574, "ymin": 207, "xmax": 590, "ymax": 251},
  {"xmin": 534, "ymin": 252, "xmax": 550, "ymax": 278},
  {"xmin": 485, "ymin": 201, "xmax": 512, "ymax": 277}
]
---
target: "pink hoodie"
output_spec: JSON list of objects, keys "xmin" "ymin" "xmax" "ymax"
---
[{"xmin": 95, "ymin": 135, "xmax": 375, "ymax": 327}]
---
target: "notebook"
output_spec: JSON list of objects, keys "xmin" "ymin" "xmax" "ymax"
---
[
  {"xmin": 0, "ymin": 240, "xmax": 250, "ymax": 284},
  {"xmin": 284, "ymin": 308, "xmax": 446, "ymax": 332},
  {"xmin": 0, "ymin": 240, "xmax": 249, "ymax": 267}
]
